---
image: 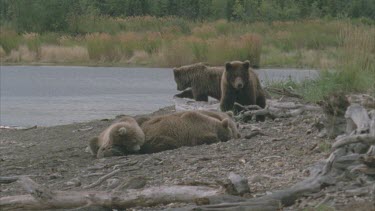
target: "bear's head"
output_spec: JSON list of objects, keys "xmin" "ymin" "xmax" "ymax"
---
[
  {"xmin": 224, "ymin": 60, "xmax": 250, "ymax": 90},
  {"xmin": 173, "ymin": 68, "xmax": 190, "ymax": 91},
  {"xmin": 110, "ymin": 122, "xmax": 145, "ymax": 153},
  {"xmin": 216, "ymin": 118, "xmax": 233, "ymax": 142}
]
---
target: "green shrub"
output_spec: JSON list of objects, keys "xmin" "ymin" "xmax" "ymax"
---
[{"xmin": 0, "ymin": 29, "xmax": 21, "ymax": 54}]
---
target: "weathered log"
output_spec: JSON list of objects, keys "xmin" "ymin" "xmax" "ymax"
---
[
  {"xmin": 233, "ymin": 102, "xmax": 262, "ymax": 111},
  {"xmin": 192, "ymin": 198, "xmax": 281, "ymax": 211},
  {"xmin": 0, "ymin": 177, "xmax": 223, "ymax": 210},
  {"xmin": 347, "ymin": 94, "xmax": 375, "ymax": 109},
  {"xmin": 332, "ymin": 154, "xmax": 361, "ymax": 170},
  {"xmin": 367, "ymin": 145, "xmax": 375, "ymax": 155},
  {"xmin": 350, "ymin": 164, "xmax": 375, "ymax": 175},
  {"xmin": 332, "ymin": 134, "xmax": 375, "ymax": 149},
  {"xmin": 265, "ymin": 87, "xmax": 302, "ymax": 99},
  {"xmin": 345, "ymin": 185, "xmax": 375, "ymax": 197},
  {"xmin": 196, "ymin": 173, "xmax": 333, "ymax": 210},
  {"xmin": 83, "ymin": 169, "xmax": 120, "ymax": 189},
  {"xmin": 345, "ymin": 104, "xmax": 370, "ymax": 134},
  {"xmin": 370, "ymin": 114, "xmax": 375, "ymax": 136},
  {"xmin": 359, "ymin": 155, "xmax": 375, "ymax": 167},
  {"xmin": 239, "ymin": 104, "xmax": 321, "ymax": 121},
  {"xmin": 0, "ymin": 176, "xmax": 19, "ymax": 184}
]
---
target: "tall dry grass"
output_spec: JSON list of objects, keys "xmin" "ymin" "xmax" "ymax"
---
[
  {"xmin": 40, "ymin": 45, "xmax": 89, "ymax": 63},
  {"xmin": 5, "ymin": 45, "xmax": 37, "ymax": 62},
  {"xmin": 300, "ymin": 24, "xmax": 375, "ymax": 101}
]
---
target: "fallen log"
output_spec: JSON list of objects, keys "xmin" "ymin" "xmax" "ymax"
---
[
  {"xmin": 196, "ymin": 173, "xmax": 333, "ymax": 210},
  {"xmin": 239, "ymin": 106, "xmax": 310, "ymax": 120},
  {"xmin": 0, "ymin": 176, "xmax": 20, "ymax": 184},
  {"xmin": 265, "ymin": 87, "xmax": 302, "ymax": 99},
  {"xmin": 331, "ymin": 134, "xmax": 375, "ymax": 149},
  {"xmin": 0, "ymin": 177, "xmax": 223, "ymax": 210}
]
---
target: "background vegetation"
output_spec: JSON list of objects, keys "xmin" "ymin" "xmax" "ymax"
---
[
  {"xmin": 1, "ymin": 0, "xmax": 374, "ymax": 33},
  {"xmin": 0, "ymin": 0, "xmax": 374, "ymax": 100}
]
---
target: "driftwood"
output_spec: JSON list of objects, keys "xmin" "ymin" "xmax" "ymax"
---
[
  {"xmin": 0, "ymin": 176, "xmax": 20, "ymax": 184},
  {"xmin": 265, "ymin": 87, "xmax": 302, "ymax": 99},
  {"xmin": 82, "ymin": 169, "xmax": 120, "ymax": 189},
  {"xmin": 235, "ymin": 101, "xmax": 321, "ymax": 121},
  {"xmin": 345, "ymin": 104, "xmax": 370, "ymax": 134},
  {"xmin": 331, "ymin": 134, "xmax": 375, "ymax": 149},
  {"xmin": 0, "ymin": 177, "xmax": 222, "ymax": 210}
]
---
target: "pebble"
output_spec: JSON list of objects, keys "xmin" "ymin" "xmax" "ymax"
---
[
  {"xmin": 48, "ymin": 172, "xmax": 63, "ymax": 179},
  {"xmin": 65, "ymin": 178, "xmax": 81, "ymax": 187},
  {"xmin": 274, "ymin": 161, "xmax": 284, "ymax": 167},
  {"xmin": 121, "ymin": 176, "xmax": 147, "ymax": 190},
  {"xmin": 106, "ymin": 178, "xmax": 120, "ymax": 189}
]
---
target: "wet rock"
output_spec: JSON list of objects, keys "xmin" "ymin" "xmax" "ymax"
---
[{"xmin": 226, "ymin": 172, "xmax": 250, "ymax": 195}]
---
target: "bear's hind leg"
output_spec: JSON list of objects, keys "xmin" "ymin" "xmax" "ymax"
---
[
  {"xmin": 192, "ymin": 88, "xmax": 209, "ymax": 102},
  {"xmin": 194, "ymin": 94, "xmax": 208, "ymax": 102}
]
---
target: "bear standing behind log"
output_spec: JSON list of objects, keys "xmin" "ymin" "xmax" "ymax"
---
[
  {"xmin": 173, "ymin": 63, "xmax": 223, "ymax": 101},
  {"xmin": 220, "ymin": 60, "xmax": 266, "ymax": 121}
]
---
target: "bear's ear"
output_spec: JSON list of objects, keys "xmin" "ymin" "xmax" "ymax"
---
[
  {"xmin": 173, "ymin": 68, "xmax": 180, "ymax": 76},
  {"xmin": 243, "ymin": 60, "xmax": 250, "ymax": 69},
  {"xmin": 222, "ymin": 118, "xmax": 230, "ymax": 128},
  {"xmin": 118, "ymin": 127, "xmax": 127, "ymax": 135},
  {"xmin": 225, "ymin": 62, "xmax": 232, "ymax": 71}
]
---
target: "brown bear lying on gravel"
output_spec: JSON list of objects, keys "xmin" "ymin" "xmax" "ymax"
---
[
  {"xmin": 173, "ymin": 63, "xmax": 223, "ymax": 101},
  {"xmin": 220, "ymin": 60, "xmax": 266, "ymax": 121},
  {"xmin": 139, "ymin": 110, "xmax": 236, "ymax": 153},
  {"xmin": 89, "ymin": 116, "xmax": 145, "ymax": 158}
]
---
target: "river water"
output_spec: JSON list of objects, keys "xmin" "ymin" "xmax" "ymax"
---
[{"xmin": 0, "ymin": 66, "xmax": 318, "ymax": 127}]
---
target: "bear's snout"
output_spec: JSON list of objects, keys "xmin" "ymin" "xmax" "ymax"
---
[{"xmin": 233, "ymin": 77, "xmax": 244, "ymax": 90}]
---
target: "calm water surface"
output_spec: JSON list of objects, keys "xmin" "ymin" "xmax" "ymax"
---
[{"xmin": 0, "ymin": 66, "xmax": 317, "ymax": 127}]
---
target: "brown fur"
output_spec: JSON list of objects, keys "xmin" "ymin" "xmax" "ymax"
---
[
  {"xmin": 135, "ymin": 110, "xmax": 240, "ymax": 139},
  {"xmin": 89, "ymin": 116, "xmax": 145, "ymax": 158},
  {"xmin": 173, "ymin": 63, "xmax": 223, "ymax": 101},
  {"xmin": 196, "ymin": 110, "xmax": 241, "ymax": 139},
  {"xmin": 220, "ymin": 60, "xmax": 266, "ymax": 121},
  {"xmin": 140, "ymin": 111, "xmax": 233, "ymax": 153}
]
